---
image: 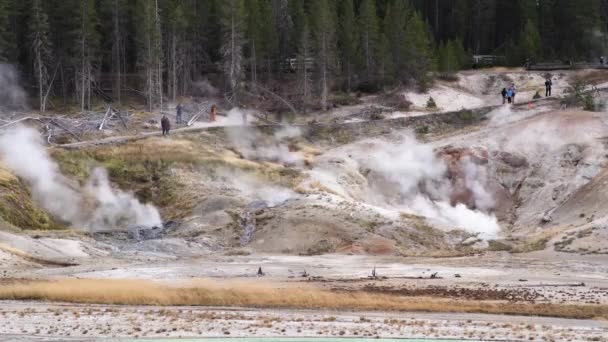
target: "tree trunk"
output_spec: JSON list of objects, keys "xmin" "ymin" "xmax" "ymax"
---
[
  {"xmin": 231, "ymin": 12, "xmax": 237, "ymax": 102},
  {"xmin": 365, "ymin": 31, "xmax": 371, "ymax": 79},
  {"xmin": 251, "ymin": 40, "xmax": 257, "ymax": 84},
  {"xmin": 37, "ymin": 49, "xmax": 44, "ymax": 112},
  {"xmin": 112, "ymin": 0, "xmax": 122, "ymax": 105},
  {"xmin": 171, "ymin": 30, "xmax": 177, "ymax": 101},
  {"xmin": 156, "ymin": 0, "xmax": 163, "ymax": 111},
  {"xmin": 321, "ymin": 34, "xmax": 328, "ymax": 111},
  {"xmin": 80, "ymin": 2, "xmax": 86, "ymax": 112},
  {"xmin": 147, "ymin": 32, "xmax": 152, "ymax": 112}
]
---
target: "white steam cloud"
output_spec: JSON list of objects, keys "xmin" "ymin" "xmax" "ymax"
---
[
  {"xmin": 304, "ymin": 132, "xmax": 500, "ymax": 239},
  {"xmin": 192, "ymin": 79, "xmax": 219, "ymax": 97},
  {"xmin": 461, "ymin": 156, "xmax": 495, "ymax": 211},
  {"xmin": 0, "ymin": 64, "xmax": 27, "ymax": 113},
  {"xmin": 226, "ymin": 108, "xmax": 304, "ymax": 166},
  {"xmin": 0, "ymin": 126, "xmax": 162, "ymax": 230},
  {"xmin": 227, "ymin": 170, "xmax": 297, "ymax": 207}
]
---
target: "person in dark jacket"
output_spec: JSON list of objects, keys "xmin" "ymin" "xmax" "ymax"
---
[
  {"xmin": 501, "ymin": 88, "xmax": 507, "ymax": 104},
  {"xmin": 161, "ymin": 115, "xmax": 171, "ymax": 136},
  {"xmin": 545, "ymin": 78, "xmax": 552, "ymax": 97},
  {"xmin": 176, "ymin": 103, "xmax": 183, "ymax": 124}
]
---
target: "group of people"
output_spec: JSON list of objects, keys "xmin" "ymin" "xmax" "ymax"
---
[
  {"xmin": 161, "ymin": 103, "xmax": 218, "ymax": 136},
  {"xmin": 501, "ymin": 84, "xmax": 517, "ymax": 104},
  {"xmin": 500, "ymin": 77, "xmax": 554, "ymax": 105}
]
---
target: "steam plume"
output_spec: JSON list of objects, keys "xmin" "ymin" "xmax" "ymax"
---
[
  {"xmin": 305, "ymin": 132, "xmax": 500, "ymax": 239},
  {"xmin": 0, "ymin": 126, "xmax": 162, "ymax": 230},
  {"xmin": 226, "ymin": 108, "xmax": 304, "ymax": 165},
  {"xmin": 0, "ymin": 64, "xmax": 27, "ymax": 113}
]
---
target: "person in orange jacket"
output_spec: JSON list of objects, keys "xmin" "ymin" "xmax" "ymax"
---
[{"xmin": 209, "ymin": 104, "xmax": 217, "ymax": 122}]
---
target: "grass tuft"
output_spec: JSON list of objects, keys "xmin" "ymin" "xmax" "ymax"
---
[{"xmin": 0, "ymin": 278, "xmax": 606, "ymax": 320}]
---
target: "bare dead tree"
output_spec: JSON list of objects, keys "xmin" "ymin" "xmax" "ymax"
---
[
  {"xmin": 221, "ymin": 0, "xmax": 245, "ymax": 104},
  {"xmin": 111, "ymin": 0, "xmax": 123, "ymax": 105},
  {"xmin": 155, "ymin": 0, "xmax": 163, "ymax": 111},
  {"xmin": 29, "ymin": 0, "xmax": 52, "ymax": 112}
]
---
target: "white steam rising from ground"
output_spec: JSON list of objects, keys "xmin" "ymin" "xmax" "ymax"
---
[
  {"xmin": 303, "ymin": 132, "xmax": 500, "ymax": 239},
  {"xmin": 227, "ymin": 170, "xmax": 297, "ymax": 207},
  {"xmin": 227, "ymin": 108, "xmax": 304, "ymax": 166},
  {"xmin": 224, "ymin": 109, "xmax": 499, "ymax": 239},
  {"xmin": 0, "ymin": 126, "xmax": 162, "ymax": 230},
  {"xmin": 0, "ymin": 64, "xmax": 27, "ymax": 113}
]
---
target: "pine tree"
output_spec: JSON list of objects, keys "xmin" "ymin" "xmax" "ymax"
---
[
  {"xmin": 75, "ymin": 0, "xmax": 101, "ymax": 111},
  {"xmin": 247, "ymin": 0, "xmax": 278, "ymax": 83},
  {"xmin": 385, "ymin": 0, "xmax": 413, "ymax": 82},
  {"xmin": 220, "ymin": 0, "xmax": 246, "ymax": 104},
  {"xmin": 338, "ymin": 0, "xmax": 358, "ymax": 90},
  {"xmin": 45, "ymin": 0, "xmax": 79, "ymax": 106},
  {"xmin": 0, "ymin": 0, "xmax": 12, "ymax": 62},
  {"xmin": 377, "ymin": 30, "xmax": 394, "ymax": 85},
  {"xmin": 357, "ymin": 0, "xmax": 380, "ymax": 81},
  {"xmin": 288, "ymin": 0, "xmax": 305, "ymax": 54},
  {"xmin": 538, "ymin": 0, "xmax": 556, "ymax": 59},
  {"xmin": 166, "ymin": 0, "xmax": 188, "ymax": 101},
  {"xmin": 310, "ymin": 0, "xmax": 336, "ymax": 110},
  {"xmin": 271, "ymin": 0, "xmax": 291, "ymax": 65},
  {"xmin": 246, "ymin": 0, "xmax": 261, "ymax": 84},
  {"xmin": 518, "ymin": 19, "xmax": 542, "ymax": 63},
  {"xmin": 438, "ymin": 39, "xmax": 467, "ymax": 73},
  {"xmin": 452, "ymin": 39, "xmax": 469, "ymax": 69},
  {"xmin": 28, "ymin": 0, "xmax": 53, "ymax": 112},
  {"xmin": 297, "ymin": 19, "xmax": 313, "ymax": 105},
  {"xmin": 136, "ymin": 0, "xmax": 163, "ymax": 111},
  {"xmin": 437, "ymin": 41, "xmax": 450, "ymax": 72},
  {"xmin": 403, "ymin": 11, "xmax": 435, "ymax": 89},
  {"xmin": 519, "ymin": 0, "xmax": 538, "ymax": 25}
]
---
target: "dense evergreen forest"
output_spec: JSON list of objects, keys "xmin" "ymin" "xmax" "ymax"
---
[{"xmin": 0, "ymin": 0, "xmax": 606, "ymax": 112}]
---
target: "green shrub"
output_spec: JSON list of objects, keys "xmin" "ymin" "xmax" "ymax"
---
[
  {"xmin": 457, "ymin": 110, "xmax": 474, "ymax": 122},
  {"xmin": 415, "ymin": 125, "xmax": 429, "ymax": 134},
  {"xmin": 583, "ymin": 93, "xmax": 595, "ymax": 111},
  {"xmin": 426, "ymin": 97, "xmax": 437, "ymax": 109}
]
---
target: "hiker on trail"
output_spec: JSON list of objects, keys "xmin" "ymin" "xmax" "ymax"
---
[
  {"xmin": 176, "ymin": 102, "xmax": 183, "ymax": 124},
  {"xmin": 506, "ymin": 88, "xmax": 513, "ymax": 104},
  {"xmin": 510, "ymin": 84, "xmax": 517, "ymax": 103},
  {"xmin": 209, "ymin": 104, "xmax": 217, "ymax": 122},
  {"xmin": 501, "ymin": 88, "xmax": 507, "ymax": 104},
  {"xmin": 161, "ymin": 115, "xmax": 171, "ymax": 136},
  {"xmin": 601, "ymin": 56, "xmax": 605, "ymax": 65},
  {"xmin": 545, "ymin": 78, "xmax": 552, "ymax": 97}
]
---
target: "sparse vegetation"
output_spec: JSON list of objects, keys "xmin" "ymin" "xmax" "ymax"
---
[
  {"xmin": 457, "ymin": 109, "xmax": 474, "ymax": 122},
  {"xmin": 512, "ymin": 236, "xmax": 550, "ymax": 253},
  {"xmin": 488, "ymin": 240, "xmax": 513, "ymax": 252},
  {"xmin": 415, "ymin": 125, "xmax": 429, "ymax": 135},
  {"xmin": 0, "ymin": 279, "xmax": 606, "ymax": 320},
  {"xmin": 562, "ymin": 79, "xmax": 598, "ymax": 111},
  {"xmin": 426, "ymin": 97, "xmax": 437, "ymax": 109},
  {"xmin": 51, "ymin": 136, "xmax": 302, "ymax": 220},
  {"xmin": 379, "ymin": 92, "xmax": 411, "ymax": 111},
  {"xmin": 0, "ymin": 166, "xmax": 64, "ymax": 230}
]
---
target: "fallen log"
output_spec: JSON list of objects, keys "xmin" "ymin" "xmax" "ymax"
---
[
  {"xmin": 98, "ymin": 107, "xmax": 111, "ymax": 130},
  {"xmin": 50, "ymin": 119, "xmax": 81, "ymax": 142}
]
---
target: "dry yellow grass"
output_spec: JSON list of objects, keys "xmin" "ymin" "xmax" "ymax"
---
[{"xmin": 0, "ymin": 278, "xmax": 606, "ymax": 320}]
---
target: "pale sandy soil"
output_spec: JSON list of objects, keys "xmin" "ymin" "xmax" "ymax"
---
[
  {"xmin": 4, "ymin": 252, "xmax": 608, "ymax": 306},
  {"xmin": 1, "ymin": 301, "xmax": 607, "ymax": 341}
]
